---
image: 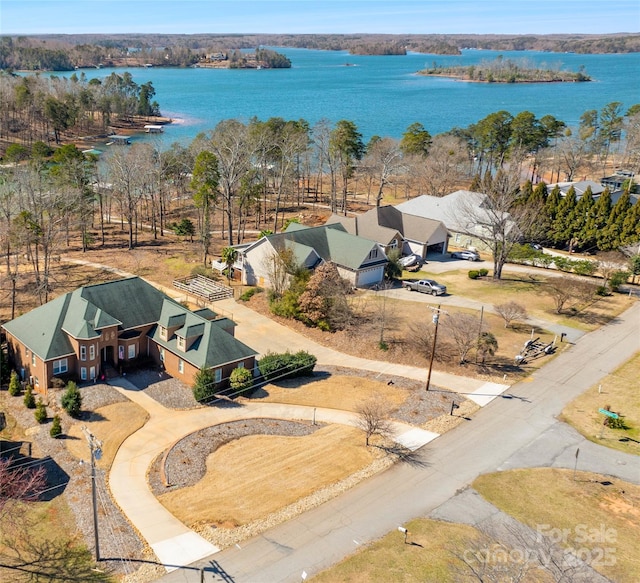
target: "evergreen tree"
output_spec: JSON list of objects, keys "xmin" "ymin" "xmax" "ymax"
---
[
  {"xmin": 543, "ymin": 185, "xmax": 562, "ymax": 245},
  {"xmin": 620, "ymin": 201, "xmax": 640, "ymax": 245},
  {"xmin": 572, "ymin": 187, "xmax": 595, "ymax": 251},
  {"xmin": 61, "ymin": 381, "xmax": 82, "ymax": 418},
  {"xmin": 8, "ymin": 370, "xmax": 21, "ymax": 396},
  {"xmin": 192, "ymin": 367, "xmax": 217, "ymax": 402},
  {"xmin": 590, "ymin": 189, "xmax": 613, "ymax": 249},
  {"xmin": 50, "ymin": 414, "xmax": 62, "ymax": 438},
  {"xmin": 531, "ymin": 181, "xmax": 548, "ymax": 205},
  {"xmin": 23, "ymin": 385, "xmax": 36, "ymax": 409},
  {"xmin": 600, "ymin": 191, "xmax": 631, "ymax": 250},
  {"xmin": 34, "ymin": 398, "xmax": 47, "ymax": 424},
  {"xmin": 551, "ymin": 186, "xmax": 577, "ymax": 248}
]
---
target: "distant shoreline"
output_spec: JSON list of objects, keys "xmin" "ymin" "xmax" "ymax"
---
[{"xmin": 417, "ymin": 71, "xmax": 591, "ymax": 84}]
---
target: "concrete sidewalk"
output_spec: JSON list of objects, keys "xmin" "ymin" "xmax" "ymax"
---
[
  {"xmin": 108, "ymin": 380, "xmax": 439, "ymax": 572},
  {"xmin": 214, "ymin": 298, "xmax": 509, "ymax": 405}
]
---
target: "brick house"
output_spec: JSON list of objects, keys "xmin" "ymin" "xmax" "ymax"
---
[{"xmin": 2, "ymin": 277, "xmax": 256, "ymax": 393}]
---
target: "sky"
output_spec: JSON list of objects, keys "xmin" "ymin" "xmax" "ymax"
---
[{"xmin": 1, "ymin": 0, "xmax": 639, "ymax": 35}]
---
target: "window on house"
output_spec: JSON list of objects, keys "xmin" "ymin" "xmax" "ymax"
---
[
  {"xmin": 159, "ymin": 348, "xmax": 165, "ymax": 362},
  {"xmin": 178, "ymin": 359, "xmax": 184, "ymax": 374},
  {"xmin": 31, "ymin": 353, "xmax": 36, "ymax": 366},
  {"xmin": 214, "ymin": 368, "xmax": 222, "ymax": 383},
  {"xmin": 53, "ymin": 358, "xmax": 68, "ymax": 375},
  {"xmin": 368, "ymin": 248, "xmax": 377, "ymax": 259},
  {"xmin": 128, "ymin": 344, "xmax": 136, "ymax": 359},
  {"xmin": 237, "ymin": 362, "xmax": 245, "ymax": 369},
  {"xmin": 81, "ymin": 367, "xmax": 87, "ymax": 380},
  {"xmin": 34, "ymin": 377, "xmax": 39, "ymax": 387},
  {"xmin": 89, "ymin": 345, "xmax": 95, "ymax": 360},
  {"xmin": 90, "ymin": 366, "xmax": 95, "ymax": 380},
  {"xmin": 160, "ymin": 326, "xmax": 167, "ymax": 340},
  {"xmin": 177, "ymin": 336, "xmax": 186, "ymax": 350},
  {"xmin": 80, "ymin": 345, "xmax": 86, "ymax": 361}
]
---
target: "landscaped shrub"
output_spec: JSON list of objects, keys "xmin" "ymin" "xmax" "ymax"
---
[
  {"xmin": 8, "ymin": 371, "xmax": 21, "ymax": 396},
  {"xmin": 61, "ymin": 381, "xmax": 82, "ymax": 418},
  {"xmin": 258, "ymin": 350, "xmax": 317, "ymax": 381},
  {"xmin": 34, "ymin": 398, "xmax": 47, "ymax": 424},
  {"xmin": 596, "ymin": 285, "xmax": 610, "ymax": 297},
  {"xmin": 478, "ymin": 268, "xmax": 489, "ymax": 277},
  {"xmin": 23, "ymin": 385, "xmax": 36, "ymax": 409},
  {"xmin": 50, "ymin": 377, "xmax": 66, "ymax": 389},
  {"xmin": 229, "ymin": 367, "xmax": 253, "ymax": 396},
  {"xmin": 50, "ymin": 415, "xmax": 62, "ymax": 437},
  {"xmin": 468, "ymin": 270, "xmax": 480, "ymax": 280},
  {"xmin": 553, "ymin": 256, "xmax": 575, "ymax": 272},
  {"xmin": 239, "ymin": 287, "xmax": 262, "ymax": 302},
  {"xmin": 572, "ymin": 260, "xmax": 597, "ymax": 277},
  {"xmin": 609, "ymin": 270, "xmax": 630, "ymax": 292},
  {"xmin": 192, "ymin": 367, "xmax": 217, "ymax": 403}
]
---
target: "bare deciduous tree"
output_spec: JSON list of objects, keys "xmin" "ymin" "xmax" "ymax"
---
[
  {"xmin": 544, "ymin": 276, "xmax": 599, "ymax": 314},
  {"xmin": 420, "ymin": 135, "xmax": 473, "ymax": 197},
  {"xmin": 494, "ymin": 301, "xmax": 528, "ymax": 328},
  {"xmin": 453, "ymin": 169, "xmax": 539, "ymax": 280},
  {"xmin": 443, "ymin": 312, "xmax": 485, "ymax": 365},
  {"xmin": 355, "ymin": 398, "xmax": 394, "ymax": 446}
]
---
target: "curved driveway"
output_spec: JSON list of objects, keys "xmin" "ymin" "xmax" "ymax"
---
[
  {"xmin": 108, "ymin": 378, "xmax": 439, "ymax": 571},
  {"xmin": 157, "ymin": 300, "xmax": 640, "ymax": 582}
]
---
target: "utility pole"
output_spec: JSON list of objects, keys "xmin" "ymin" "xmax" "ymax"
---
[
  {"xmin": 426, "ymin": 305, "xmax": 446, "ymax": 391},
  {"xmin": 81, "ymin": 426, "xmax": 103, "ymax": 562}
]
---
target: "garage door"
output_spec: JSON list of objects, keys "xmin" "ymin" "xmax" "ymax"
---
[{"xmin": 356, "ymin": 266, "xmax": 384, "ymax": 287}]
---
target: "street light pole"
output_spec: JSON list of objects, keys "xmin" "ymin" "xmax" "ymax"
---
[
  {"xmin": 426, "ymin": 304, "xmax": 443, "ymax": 391},
  {"xmin": 82, "ymin": 426, "xmax": 102, "ymax": 562}
]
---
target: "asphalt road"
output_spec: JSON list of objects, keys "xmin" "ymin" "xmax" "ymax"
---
[{"xmin": 160, "ymin": 300, "xmax": 640, "ymax": 583}]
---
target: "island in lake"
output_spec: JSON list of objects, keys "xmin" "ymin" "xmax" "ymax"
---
[{"xmin": 418, "ymin": 57, "xmax": 591, "ymax": 83}]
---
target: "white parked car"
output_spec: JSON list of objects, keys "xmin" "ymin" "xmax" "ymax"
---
[{"xmin": 451, "ymin": 250, "xmax": 480, "ymax": 261}]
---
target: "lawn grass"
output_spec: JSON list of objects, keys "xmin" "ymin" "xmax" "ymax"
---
[
  {"xmin": 473, "ymin": 468, "xmax": 640, "ymax": 583},
  {"xmin": 560, "ymin": 351, "xmax": 640, "ymax": 454},
  {"xmin": 246, "ymin": 375, "xmax": 408, "ymax": 412},
  {"xmin": 310, "ymin": 517, "xmax": 550, "ymax": 582},
  {"xmin": 65, "ymin": 402, "xmax": 149, "ymax": 469},
  {"xmin": 418, "ymin": 267, "xmax": 632, "ymax": 332},
  {"xmin": 158, "ymin": 425, "xmax": 375, "ymax": 528}
]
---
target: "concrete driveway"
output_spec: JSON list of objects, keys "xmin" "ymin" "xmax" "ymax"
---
[
  {"xmin": 157, "ymin": 301, "xmax": 640, "ymax": 583},
  {"xmin": 108, "ymin": 376, "xmax": 439, "ymax": 571}
]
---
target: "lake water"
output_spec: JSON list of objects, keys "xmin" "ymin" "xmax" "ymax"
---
[{"xmin": 67, "ymin": 48, "xmax": 639, "ymax": 146}]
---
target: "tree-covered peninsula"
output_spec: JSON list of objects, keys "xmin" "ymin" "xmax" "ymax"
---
[{"xmin": 419, "ymin": 57, "xmax": 591, "ymax": 83}]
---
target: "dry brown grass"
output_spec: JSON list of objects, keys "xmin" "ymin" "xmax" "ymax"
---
[
  {"xmin": 474, "ymin": 468, "xmax": 640, "ymax": 583},
  {"xmin": 431, "ymin": 268, "xmax": 633, "ymax": 332},
  {"xmin": 158, "ymin": 425, "xmax": 376, "ymax": 528},
  {"xmin": 311, "ymin": 516, "xmax": 552, "ymax": 583},
  {"xmin": 65, "ymin": 402, "xmax": 149, "ymax": 469},
  {"xmin": 560, "ymin": 351, "xmax": 640, "ymax": 453},
  {"xmin": 246, "ymin": 375, "xmax": 408, "ymax": 412}
]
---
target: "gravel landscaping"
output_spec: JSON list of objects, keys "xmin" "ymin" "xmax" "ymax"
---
[
  {"xmin": 0, "ymin": 383, "xmax": 148, "ymax": 581},
  {"xmin": 148, "ymin": 419, "xmax": 322, "ymax": 496},
  {"xmin": 1, "ymin": 362, "xmax": 474, "ymax": 582}
]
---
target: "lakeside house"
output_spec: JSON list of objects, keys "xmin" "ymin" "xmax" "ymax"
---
[
  {"xmin": 221, "ymin": 223, "xmax": 388, "ymax": 289},
  {"xmin": 325, "ymin": 205, "xmax": 449, "ymax": 260},
  {"xmin": 2, "ymin": 277, "xmax": 257, "ymax": 392}
]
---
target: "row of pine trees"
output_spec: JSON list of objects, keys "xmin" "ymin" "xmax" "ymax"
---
[{"xmin": 520, "ymin": 180, "xmax": 639, "ymax": 253}]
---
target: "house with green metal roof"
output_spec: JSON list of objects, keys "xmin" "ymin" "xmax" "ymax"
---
[
  {"xmin": 2, "ymin": 277, "xmax": 256, "ymax": 392},
  {"xmin": 232, "ymin": 223, "xmax": 388, "ymax": 289}
]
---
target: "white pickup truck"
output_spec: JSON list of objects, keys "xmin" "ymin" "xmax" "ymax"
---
[{"xmin": 402, "ymin": 279, "xmax": 447, "ymax": 296}]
